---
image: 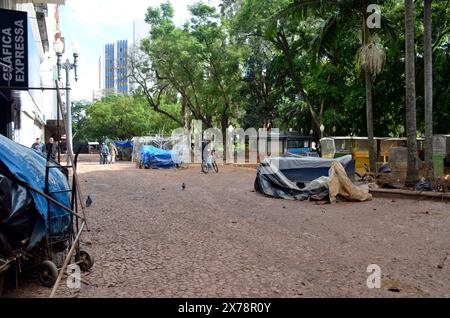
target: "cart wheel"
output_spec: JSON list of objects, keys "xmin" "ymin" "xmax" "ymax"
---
[
  {"xmin": 78, "ymin": 250, "xmax": 94, "ymax": 272},
  {"xmin": 39, "ymin": 260, "xmax": 58, "ymax": 288}
]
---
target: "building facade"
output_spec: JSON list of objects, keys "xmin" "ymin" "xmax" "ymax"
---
[
  {"xmin": 0, "ymin": 0, "xmax": 64, "ymax": 147},
  {"xmin": 101, "ymin": 39, "xmax": 129, "ymax": 97},
  {"xmin": 116, "ymin": 39, "xmax": 128, "ymax": 95},
  {"xmin": 95, "ymin": 20, "xmax": 150, "ymax": 100},
  {"xmin": 104, "ymin": 42, "xmax": 115, "ymax": 95}
]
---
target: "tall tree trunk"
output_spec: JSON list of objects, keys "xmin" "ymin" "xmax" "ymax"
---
[
  {"xmin": 363, "ymin": 16, "xmax": 377, "ymax": 173},
  {"xmin": 362, "ymin": 11, "xmax": 377, "ymax": 172},
  {"xmin": 365, "ymin": 69, "xmax": 377, "ymax": 173},
  {"xmin": 405, "ymin": 0, "xmax": 420, "ymax": 186},
  {"xmin": 221, "ymin": 114, "xmax": 229, "ymax": 164},
  {"xmin": 424, "ymin": 0, "xmax": 434, "ymax": 178}
]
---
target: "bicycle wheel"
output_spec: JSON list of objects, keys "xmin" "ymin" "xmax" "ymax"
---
[
  {"xmin": 212, "ymin": 161, "xmax": 219, "ymax": 173},
  {"xmin": 201, "ymin": 161, "xmax": 209, "ymax": 173}
]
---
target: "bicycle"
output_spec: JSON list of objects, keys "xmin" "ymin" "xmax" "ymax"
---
[{"xmin": 202, "ymin": 153, "xmax": 219, "ymax": 174}]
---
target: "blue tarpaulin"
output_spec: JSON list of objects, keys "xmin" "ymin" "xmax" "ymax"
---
[
  {"xmin": 286, "ymin": 147, "xmax": 311, "ymax": 155},
  {"xmin": 0, "ymin": 134, "xmax": 71, "ymax": 250},
  {"xmin": 113, "ymin": 140, "xmax": 133, "ymax": 148},
  {"xmin": 140, "ymin": 145, "xmax": 179, "ymax": 169}
]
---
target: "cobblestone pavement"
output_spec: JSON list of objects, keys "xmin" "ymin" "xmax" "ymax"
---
[{"xmin": 5, "ymin": 157, "xmax": 450, "ymax": 298}]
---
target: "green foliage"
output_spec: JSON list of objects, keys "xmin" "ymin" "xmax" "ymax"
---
[
  {"xmin": 73, "ymin": 95, "xmax": 180, "ymax": 143},
  {"xmin": 75, "ymin": 0, "xmax": 449, "ymax": 143}
]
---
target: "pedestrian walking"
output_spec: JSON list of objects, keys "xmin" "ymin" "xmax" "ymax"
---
[
  {"xmin": 100, "ymin": 142, "xmax": 109, "ymax": 165},
  {"xmin": 109, "ymin": 142, "xmax": 118, "ymax": 164},
  {"xmin": 31, "ymin": 137, "xmax": 45, "ymax": 154},
  {"xmin": 45, "ymin": 137, "xmax": 57, "ymax": 161}
]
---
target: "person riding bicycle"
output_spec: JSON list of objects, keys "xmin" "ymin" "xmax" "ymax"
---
[
  {"xmin": 201, "ymin": 138, "xmax": 211, "ymax": 163},
  {"xmin": 206, "ymin": 149, "xmax": 216, "ymax": 169}
]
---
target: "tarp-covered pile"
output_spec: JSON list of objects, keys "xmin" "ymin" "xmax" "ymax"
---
[
  {"xmin": 274, "ymin": 154, "xmax": 354, "ymax": 183},
  {"xmin": 0, "ymin": 134, "xmax": 71, "ymax": 256},
  {"xmin": 140, "ymin": 145, "xmax": 180, "ymax": 169},
  {"xmin": 255, "ymin": 155, "xmax": 372, "ymax": 203},
  {"xmin": 113, "ymin": 140, "xmax": 133, "ymax": 148},
  {"xmin": 113, "ymin": 140, "xmax": 133, "ymax": 161}
]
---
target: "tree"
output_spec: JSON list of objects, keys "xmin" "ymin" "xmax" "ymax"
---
[
  {"xmin": 74, "ymin": 95, "xmax": 180, "ymax": 142},
  {"xmin": 72, "ymin": 100, "xmax": 91, "ymax": 143},
  {"xmin": 137, "ymin": 1, "xmax": 245, "ymax": 161},
  {"xmin": 423, "ymin": 0, "xmax": 434, "ymax": 178},
  {"xmin": 278, "ymin": 0, "xmax": 396, "ymax": 172},
  {"xmin": 405, "ymin": 0, "xmax": 419, "ymax": 185},
  {"xmin": 124, "ymin": 0, "xmax": 449, "ymax": 163}
]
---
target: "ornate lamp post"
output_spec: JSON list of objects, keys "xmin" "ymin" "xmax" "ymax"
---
[
  {"xmin": 320, "ymin": 124, "xmax": 325, "ymax": 139},
  {"xmin": 54, "ymin": 38, "xmax": 79, "ymax": 157}
]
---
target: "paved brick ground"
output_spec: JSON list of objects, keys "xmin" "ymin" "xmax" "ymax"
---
[{"xmin": 4, "ymin": 157, "xmax": 450, "ymax": 298}]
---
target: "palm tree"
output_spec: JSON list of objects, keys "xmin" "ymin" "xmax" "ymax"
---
[
  {"xmin": 424, "ymin": 0, "xmax": 434, "ymax": 178},
  {"xmin": 405, "ymin": 0, "xmax": 419, "ymax": 185},
  {"xmin": 279, "ymin": 0, "xmax": 395, "ymax": 173}
]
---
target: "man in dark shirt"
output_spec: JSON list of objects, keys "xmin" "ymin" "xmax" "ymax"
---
[
  {"xmin": 45, "ymin": 137, "xmax": 57, "ymax": 160},
  {"xmin": 31, "ymin": 138, "xmax": 45, "ymax": 154},
  {"xmin": 201, "ymin": 139, "xmax": 211, "ymax": 162}
]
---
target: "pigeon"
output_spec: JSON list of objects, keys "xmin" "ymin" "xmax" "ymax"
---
[
  {"xmin": 85, "ymin": 195, "xmax": 93, "ymax": 208},
  {"xmin": 182, "ymin": 183, "xmax": 186, "ymax": 190}
]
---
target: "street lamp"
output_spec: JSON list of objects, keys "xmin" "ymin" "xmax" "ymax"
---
[
  {"xmin": 54, "ymin": 38, "xmax": 79, "ymax": 157},
  {"xmin": 399, "ymin": 125, "xmax": 405, "ymax": 137}
]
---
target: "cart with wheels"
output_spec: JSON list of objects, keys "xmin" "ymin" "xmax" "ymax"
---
[{"xmin": 0, "ymin": 135, "xmax": 93, "ymax": 297}]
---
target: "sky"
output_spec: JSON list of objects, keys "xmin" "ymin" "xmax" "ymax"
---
[{"xmin": 60, "ymin": 0, "xmax": 218, "ymax": 101}]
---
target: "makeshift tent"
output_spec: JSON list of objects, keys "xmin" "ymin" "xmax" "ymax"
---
[
  {"xmin": 140, "ymin": 145, "xmax": 180, "ymax": 169},
  {"xmin": 272, "ymin": 154, "xmax": 354, "ymax": 183},
  {"xmin": 0, "ymin": 134, "xmax": 71, "ymax": 252},
  {"xmin": 132, "ymin": 136, "xmax": 179, "ymax": 163},
  {"xmin": 113, "ymin": 140, "xmax": 133, "ymax": 161},
  {"xmin": 255, "ymin": 155, "xmax": 371, "ymax": 202}
]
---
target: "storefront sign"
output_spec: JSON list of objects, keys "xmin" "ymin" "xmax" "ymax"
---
[{"xmin": 0, "ymin": 8, "xmax": 28, "ymax": 89}]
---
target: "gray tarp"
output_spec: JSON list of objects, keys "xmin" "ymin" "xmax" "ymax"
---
[
  {"xmin": 264, "ymin": 154, "xmax": 352, "ymax": 170},
  {"xmin": 255, "ymin": 158, "xmax": 372, "ymax": 203}
]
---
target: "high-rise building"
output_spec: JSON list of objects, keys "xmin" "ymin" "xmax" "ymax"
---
[
  {"xmin": 102, "ymin": 39, "xmax": 129, "ymax": 96},
  {"xmin": 116, "ymin": 40, "xmax": 128, "ymax": 95},
  {"xmin": 97, "ymin": 20, "xmax": 150, "ymax": 98},
  {"xmin": 104, "ymin": 43, "xmax": 115, "ymax": 95}
]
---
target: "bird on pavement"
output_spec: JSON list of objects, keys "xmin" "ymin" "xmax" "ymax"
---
[
  {"xmin": 85, "ymin": 195, "xmax": 93, "ymax": 207},
  {"xmin": 182, "ymin": 183, "xmax": 186, "ymax": 190}
]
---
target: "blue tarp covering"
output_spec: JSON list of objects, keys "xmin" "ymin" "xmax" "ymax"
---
[
  {"xmin": 287, "ymin": 147, "xmax": 311, "ymax": 154},
  {"xmin": 113, "ymin": 140, "xmax": 133, "ymax": 148},
  {"xmin": 140, "ymin": 145, "xmax": 179, "ymax": 169},
  {"xmin": 0, "ymin": 134, "xmax": 71, "ymax": 250}
]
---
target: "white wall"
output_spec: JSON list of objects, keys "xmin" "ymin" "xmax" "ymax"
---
[{"xmin": 12, "ymin": 2, "xmax": 60, "ymax": 146}]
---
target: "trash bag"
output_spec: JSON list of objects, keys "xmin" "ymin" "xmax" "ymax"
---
[
  {"xmin": 0, "ymin": 173, "xmax": 39, "ymax": 257},
  {"xmin": 378, "ymin": 164, "xmax": 392, "ymax": 173},
  {"xmin": 415, "ymin": 182, "xmax": 433, "ymax": 192}
]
